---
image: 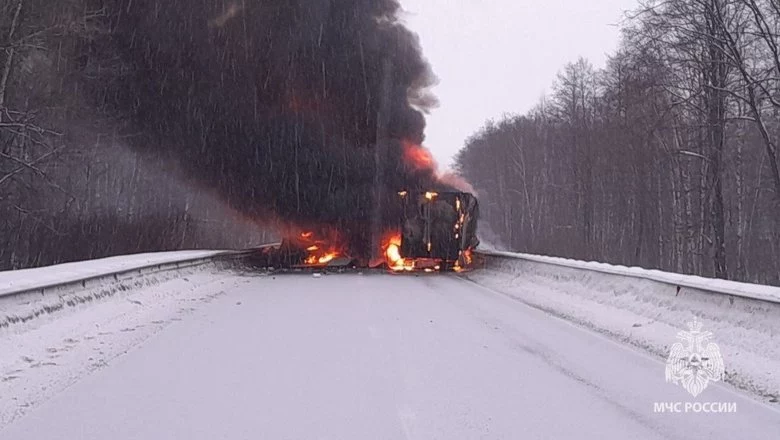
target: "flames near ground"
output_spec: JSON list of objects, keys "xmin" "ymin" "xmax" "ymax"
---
[{"xmin": 249, "ymin": 188, "xmax": 480, "ymax": 271}]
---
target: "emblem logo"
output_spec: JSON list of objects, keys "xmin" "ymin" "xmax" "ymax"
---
[{"xmin": 665, "ymin": 318, "xmax": 724, "ymax": 397}]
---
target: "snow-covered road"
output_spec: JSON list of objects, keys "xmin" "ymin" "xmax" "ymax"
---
[{"xmin": 2, "ymin": 272, "xmax": 778, "ymax": 439}]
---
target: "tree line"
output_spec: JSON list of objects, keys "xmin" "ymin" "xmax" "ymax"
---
[
  {"xmin": 456, "ymin": 0, "xmax": 780, "ymax": 285},
  {"xmin": 0, "ymin": 0, "xmax": 271, "ymax": 271}
]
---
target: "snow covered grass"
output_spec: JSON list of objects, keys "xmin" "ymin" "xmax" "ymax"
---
[{"xmin": 468, "ymin": 253, "xmax": 780, "ymax": 403}]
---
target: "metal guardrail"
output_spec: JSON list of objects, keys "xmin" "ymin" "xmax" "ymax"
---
[
  {"xmin": 8, "ymin": 245, "xmax": 776, "ymax": 306},
  {"xmin": 476, "ymin": 249, "xmax": 780, "ymax": 305},
  {"xmin": 0, "ymin": 248, "xmax": 279, "ymax": 331},
  {"xmin": 0, "ymin": 247, "xmax": 277, "ymax": 300}
]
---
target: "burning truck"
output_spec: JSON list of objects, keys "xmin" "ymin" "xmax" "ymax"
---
[
  {"xmin": 385, "ymin": 190, "xmax": 479, "ymax": 272},
  {"xmin": 248, "ymin": 189, "xmax": 479, "ymax": 272}
]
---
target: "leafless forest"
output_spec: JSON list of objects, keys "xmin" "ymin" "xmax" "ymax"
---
[
  {"xmin": 0, "ymin": 0, "xmax": 280, "ymax": 270},
  {"xmin": 457, "ymin": 0, "xmax": 780, "ymax": 285}
]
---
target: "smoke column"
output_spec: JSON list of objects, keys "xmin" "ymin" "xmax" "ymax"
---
[{"xmin": 86, "ymin": 0, "xmax": 448, "ymax": 258}]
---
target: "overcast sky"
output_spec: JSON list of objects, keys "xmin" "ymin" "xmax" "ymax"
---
[{"xmin": 401, "ymin": 0, "xmax": 637, "ymax": 169}]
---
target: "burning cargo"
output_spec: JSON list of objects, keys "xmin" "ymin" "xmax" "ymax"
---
[{"xmin": 390, "ymin": 190, "xmax": 479, "ymax": 271}]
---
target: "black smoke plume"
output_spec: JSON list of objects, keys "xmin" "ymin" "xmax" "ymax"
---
[{"xmin": 83, "ymin": 0, "xmax": 446, "ymax": 259}]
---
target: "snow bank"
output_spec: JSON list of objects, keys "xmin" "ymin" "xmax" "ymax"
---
[
  {"xmin": 0, "ymin": 250, "xmax": 231, "ymax": 297},
  {"xmin": 0, "ymin": 266, "xmax": 245, "ymax": 428},
  {"xmin": 482, "ymin": 250, "xmax": 780, "ymax": 303},
  {"xmin": 469, "ymin": 253, "xmax": 780, "ymax": 402}
]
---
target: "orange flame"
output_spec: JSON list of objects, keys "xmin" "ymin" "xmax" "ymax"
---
[
  {"xmin": 403, "ymin": 141, "xmax": 436, "ymax": 171},
  {"xmin": 463, "ymin": 249, "xmax": 473, "ymax": 265},
  {"xmin": 297, "ymin": 230, "xmax": 341, "ymax": 266},
  {"xmin": 385, "ymin": 236, "xmax": 403, "ymax": 270},
  {"xmin": 381, "ymin": 231, "xmax": 410, "ymax": 271}
]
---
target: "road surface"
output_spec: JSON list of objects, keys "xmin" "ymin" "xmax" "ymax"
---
[{"xmin": 2, "ymin": 272, "xmax": 778, "ymax": 439}]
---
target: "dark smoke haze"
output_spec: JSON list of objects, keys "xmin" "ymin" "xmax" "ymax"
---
[{"xmin": 85, "ymin": 0, "xmax": 448, "ymax": 259}]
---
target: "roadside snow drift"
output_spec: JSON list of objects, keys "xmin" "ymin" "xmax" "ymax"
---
[
  {"xmin": 470, "ymin": 253, "xmax": 780, "ymax": 402},
  {"xmin": 0, "ymin": 251, "xmax": 241, "ymax": 333},
  {"xmin": 0, "ymin": 263, "xmax": 244, "ymax": 428},
  {"xmin": 481, "ymin": 250, "xmax": 780, "ymax": 303}
]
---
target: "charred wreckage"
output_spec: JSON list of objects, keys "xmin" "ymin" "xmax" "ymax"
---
[{"xmin": 247, "ymin": 190, "xmax": 479, "ymax": 273}]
